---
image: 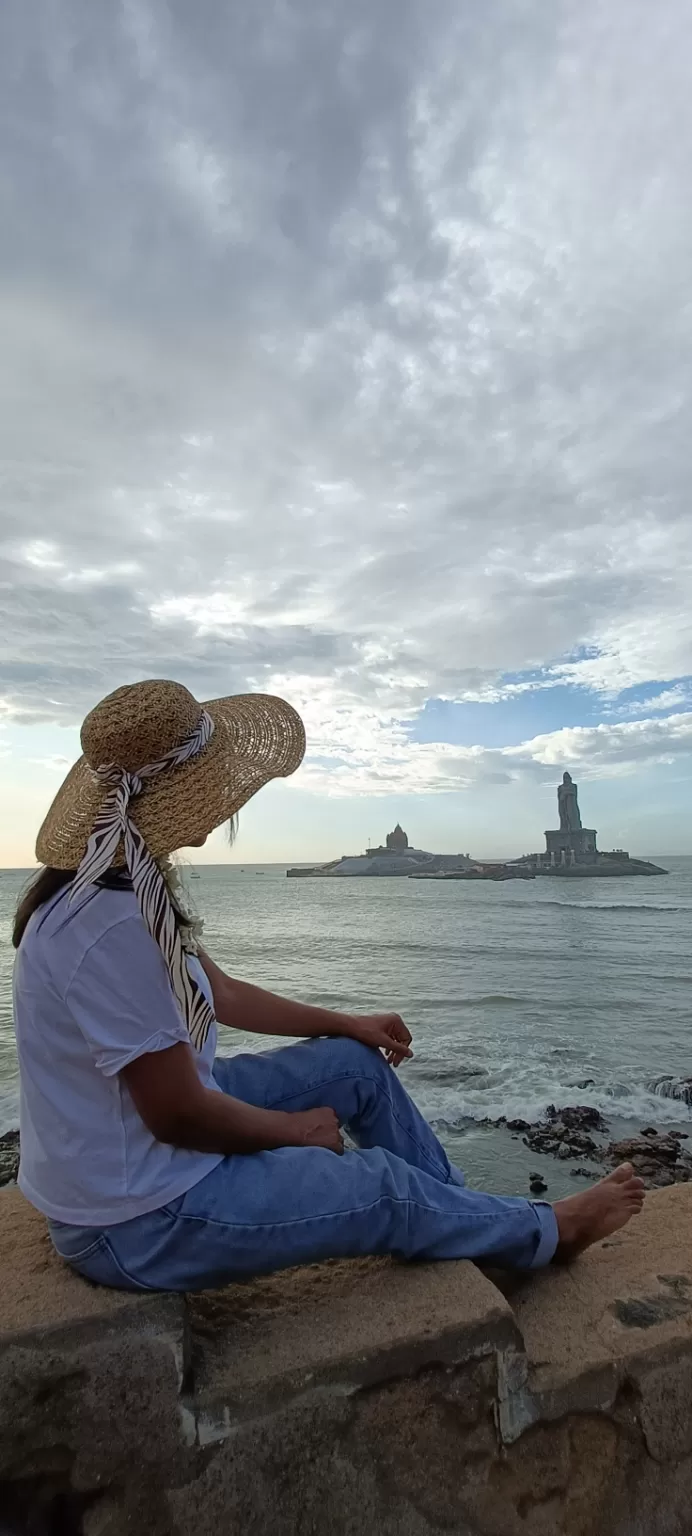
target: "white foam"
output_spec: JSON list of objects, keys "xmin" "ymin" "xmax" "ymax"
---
[
  {"xmin": 0, "ymin": 1085, "xmax": 19, "ymax": 1137},
  {"xmin": 415, "ymin": 1067, "xmax": 692, "ymax": 1131}
]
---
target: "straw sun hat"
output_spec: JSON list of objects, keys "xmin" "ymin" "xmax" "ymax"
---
[
  {"xmin": 34, "ymin": 679, "xmax": 305, "ymax": 1051},
  {"xmin": 36, "ymin": 679, "xmax": 306, "ymax": 869}
]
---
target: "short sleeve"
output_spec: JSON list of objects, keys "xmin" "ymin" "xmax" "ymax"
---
[{"xmin": 65, "ymin": 915, "xmax": 190, "ymax": 1076}]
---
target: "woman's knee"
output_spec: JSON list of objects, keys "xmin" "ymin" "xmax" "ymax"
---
[{"xmin": 328, "ymin": 1034, "xmax": 388, "ymax": 1079}]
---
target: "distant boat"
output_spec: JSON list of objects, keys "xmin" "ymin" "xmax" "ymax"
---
[{"xmin": 190, "ymin": 872, "xmax": 200, "ymax": 880}]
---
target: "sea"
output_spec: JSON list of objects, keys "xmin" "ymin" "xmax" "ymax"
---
[{"xmin": 2, "ymin": 859, "xmax": 691, "ymax": 1199}]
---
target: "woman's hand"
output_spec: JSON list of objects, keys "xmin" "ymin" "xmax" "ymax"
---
[
  {"xmin": 284, "ymin": 1108, "xmax": 344, "ymax": 1153},
  {"xmin": 124, "ymin": 1046, "xmax": 346, "ymax": 1156},
  {"xmin": 348, "ymin": 1013, "xmax": 413, "ymax": 1067}
]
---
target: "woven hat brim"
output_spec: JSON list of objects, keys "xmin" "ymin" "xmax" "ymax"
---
[{"xmin": 35, "ymin": 693, "xmax": 306, "ymax": 870}]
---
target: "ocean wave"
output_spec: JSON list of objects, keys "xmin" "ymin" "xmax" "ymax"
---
[
  {"xmin": 531, "ymin": 901, "xmax": 687, "ymax": 914},
  {"xmin": 460, "ymin": 898, "xmax": 690, "ymax": 914},
  {"xmin": 416, "ymin": 1066, "xmax": 692, "ymax": 1132},
  {"xmin": 453, "ymin": 994, "xmax": 526, "ymax": 1008},
  {"xmin": 548, "ymin": 902, "xmax": 689, "ymax": 913},
  {"xmin": 413, "ymin": 1064, "xmax": 487, "ymax": 1085},
  {"xmin": 0, "ymin": 1086, "xmax": 18, "ymax": 1137}
]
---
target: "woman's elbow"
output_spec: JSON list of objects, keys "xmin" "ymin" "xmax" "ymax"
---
[
  {"xmin": 135, "ymin": 1100, "xmax": 203, "ymax": 1148},
  {"xmin": 122, "ymin": 1045, "xmax": 208, "ymax": 1147}
]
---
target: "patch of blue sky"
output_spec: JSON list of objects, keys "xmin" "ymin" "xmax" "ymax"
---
[
  {"xmin": 603, "ymin": 678, "xmax": 692, "ymax": 718},
  {"xmin": 407, "ymin": 674, "xmax": 692, "ymax": 748},
  {"xmin": 408, "ymin": 685, "xmax": 602, "ymax": 748},
  {"xmin": 304, "ymin": 753, "xmax": 350, "ymax": 768}
]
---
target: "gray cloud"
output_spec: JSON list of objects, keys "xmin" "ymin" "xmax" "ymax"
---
[{"xmin": 1, "ymin": 0, "xmax": 692, "ymax": 786}]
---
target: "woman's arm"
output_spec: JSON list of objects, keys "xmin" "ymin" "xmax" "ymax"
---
[
  {"xmin": 198, "ymin": 949, "xmax": 413, "ymax": 1066},
  {"xmin": 122, "ymin": 1043, "xmax": 344, "ymax": 1155},
  {"xmin": 199, "ymin": 948, "xmax": 358, "ymax": 1039}
]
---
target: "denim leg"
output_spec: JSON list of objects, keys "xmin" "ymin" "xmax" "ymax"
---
[
  {"xmin": 53, "ymin": 1144, "xmax": 557, "ymax": 1292},
  {"xmin": 213, "ymin": 1037, "xmax": 461, "ymax": 1185},
  {"xmin": 50, "ymin": 1037, "xmax": 558, "ymax": 1291}
]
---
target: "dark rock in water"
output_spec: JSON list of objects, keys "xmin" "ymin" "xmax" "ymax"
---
[
  {"xmin": 575, "ymin": 1078, "xmax": 596, "ymax": 1090},
  {"xmin": 649, "ymin": 1075, "xmax": 692, "ymax": 1106},
  {"xmin": 611, "ymin": 1134, "xmax": 678, "ymax": 1164},
  {"xmin": 529, "ymin": 1174, "xmax": 548, "ymax": 1194},
  {"xmin": 0, "ymin": 1130, "xmax": 20, "ymax": 1187},
  {"xmin": 557, "ymin": 1105, "xmax": 609, "ymax": 1134},
  {"xmin": 608, "ymin": 1132, "xmax": 692, "ymax": 1189},
  {"xmin": 521, "ymin": 1104, "xmax": 608, "ymax": 1165},
  {"xmin": 490, "ymin": 1100, "xmax": 690, "ymax": 1185}
]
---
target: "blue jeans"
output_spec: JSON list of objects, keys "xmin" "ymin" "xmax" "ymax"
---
[{"xmin": 49, "ymin": 1038, "xmax": 558, "ymax": 1290}]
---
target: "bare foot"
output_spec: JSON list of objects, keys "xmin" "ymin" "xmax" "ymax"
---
[{"xmin": 552, "ymin": 1164, "xmax": 645, "ymax": 1262}]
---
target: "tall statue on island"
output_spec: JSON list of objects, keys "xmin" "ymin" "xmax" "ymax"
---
[{"xmin": 558, "ymin": 771, "xmax": 582, "ymax": 832}]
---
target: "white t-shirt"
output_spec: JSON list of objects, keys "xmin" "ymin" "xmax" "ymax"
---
[{"xmin": 13, "ymin": 883, "xmax": 224, "ymax": 1225}]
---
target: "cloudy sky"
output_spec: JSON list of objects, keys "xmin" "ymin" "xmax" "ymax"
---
[{"xmin": 2, "ymin": 0, "xmax": 692, "ymax": 866}]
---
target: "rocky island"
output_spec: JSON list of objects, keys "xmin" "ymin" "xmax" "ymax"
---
[
  {"xmin": 287, "ymin": 776, "xmax": 666, "ymax": 880},
  {"xmin": 287, "ymin": 824, "xmax": 473, "ymax": 878},
  {"xmin": 517, "ymin": 772, "xmax": 666, "ymax": 877}
]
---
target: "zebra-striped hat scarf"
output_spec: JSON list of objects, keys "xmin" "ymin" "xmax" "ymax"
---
[{"xmin": 70, "ymin": 710, "xmax": 216, "ymax": 1049}]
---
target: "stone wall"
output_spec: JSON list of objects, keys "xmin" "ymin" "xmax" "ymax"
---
[{"xmin": 2, "ymin": 1185, "xmax": 692, "ymax": 1536}]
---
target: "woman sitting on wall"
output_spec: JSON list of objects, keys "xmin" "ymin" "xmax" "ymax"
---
[{"xmin": 12, "ymin": 679, "xmax": 644, "ymax": 1292}]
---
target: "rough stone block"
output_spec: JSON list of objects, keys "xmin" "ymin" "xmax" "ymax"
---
[
  {"xmin": 187, "ymin": 1252, "xmax": 520, "ymax": 1425},
  {"xmin": 0, "ymin": 1188, "xmax": 183, "ymax": 1344},
  {"xmin": 0, "ymin": 1189, "xmax": 188, "ymax": 1492},
  {"xmin": 495, "ymin": 1184, "xmax": 692, "ymax": 1411},
  {"xmin": 3, "ymin": 1185, "xmax": 692, "ymax": 1534},
  {"xmin": 168, "ymin": 1386, "xmax": 479, "ymax": 1536},
  {"xmin": 348, "ymin": 1359, "xmax": 499, "ymax": 1532},
  {"xmin": 631, "ymin": 1346, "xmax": 692, "ymax": 1463}
]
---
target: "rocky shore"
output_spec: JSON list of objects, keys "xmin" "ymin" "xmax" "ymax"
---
[
  {"xmin": 487, "ymin": 1105, "xmax": 692, "ymax": 1192},
  {"xmin": 0, "ymin": 1130, "xmax": 19, "ymax": 1187}
]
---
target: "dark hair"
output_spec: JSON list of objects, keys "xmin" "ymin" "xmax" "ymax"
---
[
  {"xmin": 12, "ymin": 855, "xmax": 208, "ymax": 950},
  {"xmin": 13, "ymin": 815, "xmax": 239, "ymax": 949},
  {"xmin": 12, "ymin": 866, "xmax": 144, "ymax": 950},
  {"xmin": 12, "ymin": 868, "xmax": 74, "ymax": 948}
]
